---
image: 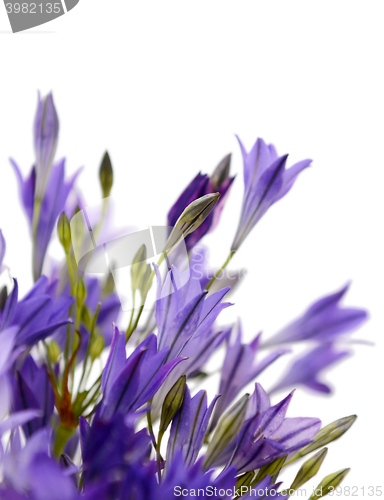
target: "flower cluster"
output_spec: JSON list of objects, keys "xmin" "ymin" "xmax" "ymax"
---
[{"xmin": 0, "ymin": 93, "xmax": 368, "ymax": 500}]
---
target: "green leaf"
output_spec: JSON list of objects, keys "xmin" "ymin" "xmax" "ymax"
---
[
  {"xmin": 203, "ymin": 393, "xmax": 249, "ymax": 470},
  {"xmin": 290, "ymin": 448, "xmax": 328, "ymax": 491},
  {"xmin": 285, "ymin": 415, "xmax": 356, "ymax": 465},
  {"xmin": 308, "ymin": 468, "xmax": 350, "ymax": 499}
]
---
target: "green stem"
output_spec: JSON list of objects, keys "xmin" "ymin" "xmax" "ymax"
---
[
  {"xmin": 32, "ymin": 197, "xmax": 42, "ymax": 281},
  {"xmin": 78, "ymin": 303, "xmax": 101, "ymax": 393},
  {"xmin": 126, "ymin": 293, "xmax": 136, "ymax": 340},
  {"xmin": 205, "ymin": 250, "xmax": 236, "ymax": 291},
  {"xmin": 156, "ymin": 431, "xmax": 164, "ymax": 481},
  {"xmin": 126, "ymin": 304, "xmax": 144, "ymax": 343}
]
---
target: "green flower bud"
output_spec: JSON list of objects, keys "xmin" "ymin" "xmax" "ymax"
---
[
  {"xmin": 131, "ymin": 244, "xmax": 148, "ymax": 290},
  {"xmin": 103, "ymin": 270, "xmax": 115, "ymax": 296},
  {"xmin": 47, "ymin": 340, "xmax": 61, "ymax": 364},
  {"xmin": 286, "ymin": 415, "xmax": 356, "ymax": 465},
  {"xmin": 99, "ymin": 151, "xmax": 113, "ymax": 198},
  {"xmin": 255, "ymin": 455, "xmax": 287, "ymax": 483},
  {"xmin": 75, "ymin": 278, "xmax": 87, "ymax": 307},
  {"xmin": 159, "ymin": 375, "xmax": 186, "ymax": 438},
  {"xmin": 90, "ymin": 335, "xmax": 105, "ymax": 361},
  {"xmin": 210, "ymin": 153, "xmax": 231, "ymax": 190},
  {"xmin": 0, "ymin": 286, "xmax": 8, "ymax": 313},
  {"xmin": 236, "ymin": 472, "xmax": 255, "ymax": 493},
  {"xmin": 308, "ymin": 468, "xmax": 350, "ymax": 500},
  {"xmin": 290, "ymin": 448, "xmax": 328, "ymax": 491},
  {"xmin": 203, "ymin": 393, "xmax": 249, "ymax": 469},
  {"xmin": 164, "ymin": 193, "xmax": 220, "ymax": 255},
  {"xmin": 57, "ymin": 212, "xmax": 72, "ymax": 254}
]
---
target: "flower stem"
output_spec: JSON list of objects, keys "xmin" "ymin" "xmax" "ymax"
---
[{"xmin": 205, "ymin": 250, "xmax": 236, "ymax": 291}]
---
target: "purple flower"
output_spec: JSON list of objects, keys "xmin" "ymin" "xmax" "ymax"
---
[
  {"xmin": 168, "ymin": 155, "xmax": 234, "ymax": 252},
  {"xmin": 160, "ymin": 453, "xmax": 236, "ymax": 500},
  {"xmin": 98, "ymin": 327, "xmax": 184, "ymax": 419},
  {"xmin": 167, "ymin": 386, "xmax": 219, "ymax": 466},
  {"xmin": 11, "ymin": 158, "xmax": 81, "ymax": 280},
  {"xmin": 1, "ymin": 428, "xmax": 78, "ymax": 500},
  {"xmin": 10, "ymin": 355, "xmax": 54, "ymax": 438},
  {"xmin": 263, "ymin": 284, "xmax": 368, "ymax": 347},
  {"xmin": 212, "ymin": 383, "xmax": 321, "ymax": 473},
  {"xmin": 79, "ymin": 413, "xmax": 151, "ymax": 486},
  {"xmin": 33, "ymin": 92, "xmax": 60, "ymax": 200},
  {"xmin": 154, "ymin": 264, "xmax": 231, "ymax": 362},
  {"xmin": 0, "ymin": 229, "xmax": 6, "ymax": 273},
  {"xmin": 270, "ymin": 343, "xmax": 350, "ymax": 394},
  {"xmin": 242, "ymin": 476, "xmax": 289, "ymax": 499},
  {"xmin": 210, "ymin": 322, "xmax": 288, "ymax": 430},
  {"xmin": 231, "ymin": 137, "xmax": 311, "ymax": 251},
  {"xmin": 0, "ymin": 277, "xmax": 72, "ymax": 348}
]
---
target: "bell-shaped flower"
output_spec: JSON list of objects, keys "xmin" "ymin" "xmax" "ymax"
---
[
  {"xmin": 231, "ymin": 136, "xmax": 311, "ymax": 251},
  {"xmin": 155, "ymin": 263, "xmax": 231, "ymax": 361},
  {"xmin": 167, "ymin": 386, "xmax": 219, "ymax": 466},
  {"xmin": 263, "ymin": 283, "xmax": 368, "ymax": 348},
  {"xmin": 270, "ymin": 343, "xmax": 350, "ymax": 394},
  {"xmin": 212, "ymin": 383, "xmax": 321, "ymax": 474},
  {"xmin": 0, "ymin": 277, "xmax": 72, "ymax": 348},
  {"xmin": 98, "ymin": 327, "xmax": 184, "ymax": 419},
  {"xmin": 160, "ymin": 452, "xmax": 236, "ymax": 500},
  {"xmin": 10, "ymin": 355, "xmax": 54, "ymax": 439},
  {"xmin": 210, "ymin": 322, "xmax": 288, "ymax": 429},
  {"xmin": 33, "ymin": 92, "xmax": 60, "ymax": 200},
  {"xmin": 79, "ymin": 412, "xmax": 151, "ymax": 486}
]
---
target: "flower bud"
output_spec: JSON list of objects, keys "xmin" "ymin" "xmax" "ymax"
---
[
  {"xmin": 159, "ymin": 375, "xmax": 186, "ymax": 438},
  {"xmin": 290, "ymin": 448, "xmax": 328, "ymax": 491},
  {"xmin": 308, "ymin": 469, "xmax": 350, "ymax": 500},
  {"xmin": 90, "ymin": 335, "xmax": 105, "ymax": 361},
  {"xmin": 57, "ymin": 212, "xmax": 72, "ymax": 254},
  {"xmin": 75, "ymin": 277, "xmax": 87, "ymax": 307},
  {"xmin": 47, "ymin": 340, "xmax": 61, "ymax": 364},
  {"xmin": 286, "ymin": 415, "xmax": 357, "ymax": 464},
  {"xmin": 99, "ymin": 151, "xmax": 113, "ymax": 198},
  {"xmin": 203, "ymin": 393, "xmax": 249, "ymax": 469},
  {"xmin": 210, "ymin": 153, "xmax": 231, "ymax": 190},
  {"xmin": 131, "ymin": 244, "xmax": 148, "ymax": 291},
  {"xmin": 34, "ymin": 92, "xmax": 59, "ymax": 199},
  {"xmin": 165, "ymin": 193, "xmax": 220, "ymax": 255}
]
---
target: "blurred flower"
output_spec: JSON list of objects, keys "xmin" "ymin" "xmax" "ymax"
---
[
  {"xmin": 34, "ymin": 92, "xmax": 60, "ymax": 200},
  {"xmin": 0, "ymin": 277, "xmax": 72, "ymax": 348},
  {"xmin": 210, "ymin": 322, "xmax": 288, "ymax": 430},
  {"xmin": 0, "ymin": 229, "xmax": 6, "ymax": 273},
  {"xmin": 263, "ymin": 284, "xmax": 368, "ymax": 347},
  {"xmin": 231, "ymin": 136, "xmax": 311, "ymax": 251},
  {"xmin": 11, "ymin": 158, "xmax": 81, "ymax": 280},
  {"xmin": 270, "ymin": 343, "xmax": 350, "ymax": 394}
]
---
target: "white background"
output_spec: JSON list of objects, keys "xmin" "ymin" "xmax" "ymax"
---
[{"xmin": 0, "ymin": 1, "xmax": 383, "ymax": 496}]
